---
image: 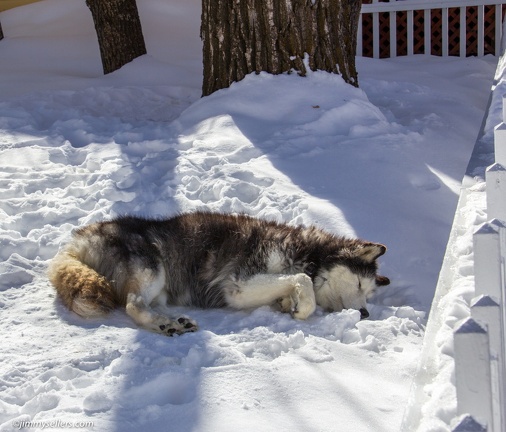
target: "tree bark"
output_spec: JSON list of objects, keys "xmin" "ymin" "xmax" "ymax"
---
[
  {"xmin": 86, "ymin": 0, "xmax": 147, "ymax": 75},
  {"xmin": 201, "ymin": 0, "xmax": 361, "ymax": 97}
]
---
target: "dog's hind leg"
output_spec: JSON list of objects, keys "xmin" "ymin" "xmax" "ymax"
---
[
  {"xmin": 224, "ymin": 273, "xmax": 316, "ymax": 320},
  {"xmin": 124, "ymin": 267, "xmax": 197, "ymax": 336},
  {"xmin": 126, "ymin": 293, "xmax": 197, "ymax": 336}
]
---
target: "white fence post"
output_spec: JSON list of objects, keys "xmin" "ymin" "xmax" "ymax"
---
[
  {"xmin": 425, "ymin": 8, "xmax": 432, "ymax": 55},
  {"xmin": 357, "ymin": 14, "xmax": 363, "ymax": 56},
  {"xmin": 471, "ymin": 219, "xmax": 506, "ymax": 432},
  {"xmin": 373, "ymin": 8, "xmax": 380, "ymax": 58},
  {"xmin": 486, "ymin": 163, "xmax": 506, "ymax": 220},
  {"xmin": 407, "ymin": 9, "xmax": 414, "ymax": 56},
  {"xmin": 471, "ymin": 295, "xmax": 506, "ymax": 432},
  {"xmin": 473, "ymin": 219, "xmax": 506, "ymax": 301},
  {"xmin": 443, "ymin": 7, "xmax": 450, "ymax": 56},
  {"xmin": 478, "ymin": 4, "xmax": 485, "ymax": 57},
  {"xmin": 495, "ymin": 3, "xmax": 503, "ymax": 55},
  {"xmin": 493, "ymin": 122, "xmax": 506, "ymax": 164},
  {"xmin": 454, "ymin": 318, "xmax": 494, "ymax": 429},
  {"xmin": 494, "ymin": 98, "xmax": 506, "ymax": 164},
  {"xmin": 390, "ymin": 10, "xmax": 397, "ymax": 57},
  {"xmin": 503, "ymin": 94, "xmax": 506, "ymax": 125},
  {"xmin": 460, "ymin": 6, "xmax": 468, "ymax": 57}
]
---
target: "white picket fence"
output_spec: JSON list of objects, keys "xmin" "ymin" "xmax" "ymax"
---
[
  {"xmin": 452, "ymin": 99, "xmax": 506, "ymax": 431},
  {"xmin": 358, "ymin": 0, "xmax": 505, "ymax": 58},
  {"xmin": 359, "ymin": 2, "xmax": 506, "ymax": 430}
]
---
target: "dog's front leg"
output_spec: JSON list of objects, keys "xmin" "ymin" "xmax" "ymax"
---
[{"xmin": 225, "ymin": 273, "xmax": 316, "ymax": 319}]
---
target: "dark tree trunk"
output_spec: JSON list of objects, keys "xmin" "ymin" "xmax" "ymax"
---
[
  {"xmin": 86, "ymin": 0, "xmax": 147, "ymax": 75},
  {"xmin": 201, "ymin": 0, "xmax": 361, "ymax": 97},
  {"xmin": 0, "ymin": 20, "xmax": 4, "ymax": 41}
]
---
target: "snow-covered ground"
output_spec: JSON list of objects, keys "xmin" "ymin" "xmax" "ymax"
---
[{"xmin": 0, "ymin": 1, "xmax": 498, "ymax": 431}]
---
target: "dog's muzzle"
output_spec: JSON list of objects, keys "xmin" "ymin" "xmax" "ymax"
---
[{"xmin": 359, "ymin": 308, "xmax": 370, "ymax": 319}]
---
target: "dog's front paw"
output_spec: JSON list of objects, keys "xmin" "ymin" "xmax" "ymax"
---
[
  {"xmin": 158, "ymin": 317, "xmax": 198, "ymax": 336},
  {"xmin": 291, "ymin": 274, "xmax": 316, "ymax": 320},
  {"xmin": 276, "ymin": 295, "xmax": 297, "ymax": 315}
]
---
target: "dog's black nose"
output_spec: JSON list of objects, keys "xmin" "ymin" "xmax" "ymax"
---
[{"xmin": 359, "ymin": 308, "xmax": 369, "ymax": 319}]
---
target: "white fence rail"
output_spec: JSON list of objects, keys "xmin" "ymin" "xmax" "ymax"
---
[
  {"xmin": 452, "ymin": 97, "xmax": 506, "ymax": 431},
  {"xmin": 358, "ymin": 0, "xmax": 505, "ymax": 58}
]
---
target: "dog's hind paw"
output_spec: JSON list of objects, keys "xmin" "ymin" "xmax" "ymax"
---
[{"xmin": 158, "ymin": 317, "xmax": 198, "ymax": 336}]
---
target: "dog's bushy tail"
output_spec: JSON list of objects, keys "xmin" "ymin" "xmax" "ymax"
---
[{"xmin": 48, "ymin": 251, "xmax": 117, "ymax": 318}]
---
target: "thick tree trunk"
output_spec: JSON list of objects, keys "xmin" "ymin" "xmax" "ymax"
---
[
  {"xmin": 86, "ymin": 0, "xmax": 147, "ymax": 75},
  {"xmin": 201, "ymin": 0, "xmax": 360, "ymax": 97}
]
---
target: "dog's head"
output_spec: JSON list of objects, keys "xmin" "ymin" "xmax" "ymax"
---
[{"xmin": 314, "ymin": 242, "xmax": 390, "ymax": 319}]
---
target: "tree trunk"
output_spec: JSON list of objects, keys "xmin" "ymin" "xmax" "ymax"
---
[
  {"xmin": 201, "ymin": 0, "xmax": 361, "ymax": 97},
  {"xmin": 0, "ymin": 20, "xmax": 4, "ymax": 41},
  {"xmin": 86, "ymin": 0, "xmax": 147, "ymax": 75}
]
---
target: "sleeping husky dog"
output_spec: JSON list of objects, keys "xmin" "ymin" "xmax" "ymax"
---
[{"xmin": 48, "ymin": 212, "xmax": 390, "ymax": 336}]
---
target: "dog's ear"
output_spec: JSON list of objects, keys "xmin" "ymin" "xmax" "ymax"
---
[{"xmin": 356, "ymin": 243, "xmax": 386, "ymax": 262}]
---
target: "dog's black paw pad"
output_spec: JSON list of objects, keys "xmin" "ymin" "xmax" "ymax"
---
[
  {"xmin": 166, "ymin": 328, "xmax": 177, "ymax": 336},
  {"xmin": 176, "ymin": 317, "xmax": 197, "ymax": 330}
]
